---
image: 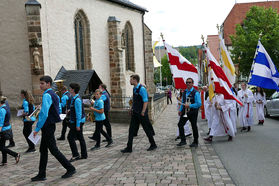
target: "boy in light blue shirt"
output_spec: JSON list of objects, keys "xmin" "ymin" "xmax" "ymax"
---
[{"xmin": 90, "ymin": 89, "xmax": 112, "ymax": 150}]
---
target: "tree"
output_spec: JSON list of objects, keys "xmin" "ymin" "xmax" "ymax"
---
[
  {"xmin": 178, "ymin": 46, "xmax": 199, "ymax": 65},
  {"xmin": 161, "ymin": 55, "xmax": 172, "ymax": 85},
  {"xmin": 230, "ymin": 6, "xmax": 279, "ymax": 76}
]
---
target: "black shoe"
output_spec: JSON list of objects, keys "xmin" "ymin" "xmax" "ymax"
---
[
  {"xmin": 175, "ymin": 136, "xmax": 180, "ymax": 141},
  {"xmin": 121, "ymin": 148, "xmax": 132, "ymax": 153},
  {"xmin": 90, "ymin": 146, "xmax": 100, "ymax": 151},
  {"xmin": 6, "ymin": 143, "xmax": 15, "ymax": 148},
  {"xmin": 61, "ymin": 169, "xmax": 76, "ymax": 179},
  {"xmin": 88, "ymin": 136, "xmax": 94, "ymax": 140},
  {"xmin": 189, "ymin": 142, "xmax": 198, "ymax": 148},
  {"xmin": 147, "ymin": 145, "xmax": 157, "ymax": 151},
  {"xmin": 185, "ymin": 133, "xmax": 192, "ymax": 138},
  {"xmin": 57, "ymin": 136, "xmax": 65, "ymax": 140},
  {"xmin": 31, "ymin": 175, "xmax": 47, "ymax": 182},
  {"xmin": 102, "ymin": 139, "xmax": 108, "ymax": 142},
  {"xmin": 105, "ymin": 140, "xmax": 113, "ymax": 147},
  {"xmin": 25, "ymin": 148, "xmax": 36, "ymax": 153},
  {"xmin": 247, "ymin": 126, "xmax": 251, "ymax": 132},
  {"xmin": 177, "ymin": 141, "xmax": 187, "ymax": 147},
  {"xmin": 228, "ymin": 136, "xmax": 233, "ymax": 141},
  {"xmin": 240, "ymin": 127, "xmax": 247, "ymax": 132},
  {"xmin": 69, "ymin": 156, "xmax": 80, "ymax": 162}
]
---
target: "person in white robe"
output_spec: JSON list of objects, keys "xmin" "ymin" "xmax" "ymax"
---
[
  {"xmin": 205, "ymin": 96, "xmax": 213, "ymax": 135},
  {"xmin": 225, "ymin": 99, "xmax": 237, "ymax": 134},
  {"xmin": 237, "ymin": 82, "xmax": 254, "ymax": 132},
  {"xmin": 254, "ymin": 87, "xmax": 266, "ymax": 125},
  {"xmin": 203, "ymin": 93, "xmax": 235, "ymax": 142},
  {"xmin": 175, "ymin": 89, "xmax": 192, "ymax": 140}
]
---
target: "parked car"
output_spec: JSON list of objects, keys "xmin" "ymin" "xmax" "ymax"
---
[{"xmin": 265, "ymin": 91, "xmax": 279, "ymax": 117}]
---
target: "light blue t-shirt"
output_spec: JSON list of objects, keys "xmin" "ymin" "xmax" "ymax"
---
[
  {"xmin": 93, "ymin": 98, "xmax": 105, "ymax": 121},
  {"xmin": 22, "ymin": 99, "xmax": 36, "ymax": 122}
]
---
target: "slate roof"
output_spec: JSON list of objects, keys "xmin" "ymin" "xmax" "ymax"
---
[
  {"xmin": 53, "ymin": 66, "xmax": 102, "ymax": 96},
  {"xmin": 106, "ymin": 0, "xmax": 147, "ymax": 12}
]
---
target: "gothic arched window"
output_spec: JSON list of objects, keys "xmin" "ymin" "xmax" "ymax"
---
[
  {"xmin": 74, "ymin": 10, "xmax": 91, "ymax": 70},
  {"xmin": 124, "ymin": 22, "xmax": 135, "ymax": 71}
]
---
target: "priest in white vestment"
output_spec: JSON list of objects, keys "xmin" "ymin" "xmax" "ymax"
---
[
  {"xmin": 225, "ymin": 99, "xmax": 237, "ymax": 134},
  {"xmin": 204, "ymin": 93, "xmax": 235, "ymax": 142},
  {"xmin": 237, "ymin": 82, "xmax": 254, "ymax": 132},
  {"xmin": 254, "ymin": 87, "xmax": 266, "ymax": 125}
]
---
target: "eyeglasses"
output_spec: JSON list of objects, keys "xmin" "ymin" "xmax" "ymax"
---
[{"xmin": 186, "ymin": 82, "xmax": 192, "ymax": 84}]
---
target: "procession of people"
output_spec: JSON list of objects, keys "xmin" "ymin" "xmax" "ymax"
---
[{"xmin": 0, "ymin": 73, "xmax": 268, "ymax": 182}]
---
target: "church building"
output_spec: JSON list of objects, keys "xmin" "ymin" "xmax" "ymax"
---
[{"xmin": 0, "ymin": 0, "xmax": 155, "ymax": 110}]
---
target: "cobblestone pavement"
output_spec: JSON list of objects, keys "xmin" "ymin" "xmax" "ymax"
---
[{"xmin": 0, "ymin": 102, "xmax": 235, "ymax": 186}]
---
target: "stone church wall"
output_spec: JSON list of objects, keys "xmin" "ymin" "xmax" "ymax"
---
[
  {"xmin": 38, "ymin": 0, "xmax": 145, "ymax": 96},
  {"xmin": 0, "ymin": 0, "xmax": 33, "ymax": 108}
]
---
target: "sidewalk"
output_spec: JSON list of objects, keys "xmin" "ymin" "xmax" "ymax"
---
[{"xmin": 0, "ymin": 102, "xmax": 234, "ymax": 185}]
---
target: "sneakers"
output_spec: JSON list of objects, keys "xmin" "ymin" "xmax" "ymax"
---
[
  {"xmin": 176, "ymin": 141, "xmax": 187, "ymax": 147},
  {"xmin": 69, "ymin": 156, "xmax": 81, "ymax": 162},
  {"xmin": 105, "ymin": 140, "xmax": 113, "ymax": 148},
  {"xmin": 189, "ymin": 142, "xmax": 198, "ymax": 148},
  {"xmin": 90, "ymin": 146, "xmax": 100, "ymax": 151},
  {"xmin": 25, "ymin": 148, "xmax": 36, "ymax": 153},
  {"xmin": 120, "ymin": 148, "xmax": 132, "ymax": 153},
  {"xmin": 31, "ymin": 174, "xmax": 47, "ymax": 182},
  {"xmin": 61, "ymin": 169, "xmax": 76, "ymax": 179},
  {"xmin": 147, "ymin": 145, "xmax": 157, "ymax": 151},
  {"xmin": 15, "ymin": 154, "xmax": 20, "ymax": 164},
  {"xmin": 203, "ymin": 136, "xmax": 213, "ymax": 142}
]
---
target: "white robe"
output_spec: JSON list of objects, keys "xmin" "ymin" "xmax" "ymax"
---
[
  {"xmin": 176, "ymin": 120, "xmax": 192, "ymax": 136},
  {"xmin": 254, "ymin": 92, "xmax": 266, "ymax": 121},
  {"xmin": 176, "ymin": 102, "xmax": 191, "ymax": 136},
  {"xmin": 225, "ymin": 99, "xmax": 237, "ymax": 134},
  {"xmin": 237, "ymin": 89, "xmax": 254, "ymax": 127},
  {"xmin": 205, "ymin": 97, "xmax": 213, "ymax": 129},
  {"xmin": 210, "ymin": 94, "xmax": 235, "ymax": 137}
]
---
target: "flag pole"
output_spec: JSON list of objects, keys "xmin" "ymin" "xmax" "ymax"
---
[
  {"xmin": 158, "ymin": 37, "xmax": 162, "ymax": 87},
  {"xmin": 248, "ymin": 32, "xmax": 262, "ymax": 83},
  {"xmin": 160, "ymin": 33, "xmax": 173, "ymax": 88}
]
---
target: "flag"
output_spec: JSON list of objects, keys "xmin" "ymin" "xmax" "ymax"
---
[
  {"xmin": 219, "ymin": 34, "xmax": 236, "ymax": 84},
  {"xmin": 152, "ymin": 41, "xmax": 162, "ymax": 68},
  {"xmin": 248, "ymin": 40, "xmax": 279, "ymax": 91},
  {"xmin": 164, "ymin": 42, "xmax": 198, "ymax": 89},
  {"xmin": 205, "ymin": 47, "xmax": 243, "ymax": 106}
]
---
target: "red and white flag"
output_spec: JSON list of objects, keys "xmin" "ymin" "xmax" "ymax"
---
[
  {"xmin": 205, "ymin": 47, "xmax": 243, "ymax": 106},
  {"xmin": 164, "ymin": 42, "xmax": 198, "ymax": 89}
]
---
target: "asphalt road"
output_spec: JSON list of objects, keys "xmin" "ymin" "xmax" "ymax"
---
[{"xmin": 199, "ymin": 108, "xmax": 279, "ymax": 186}]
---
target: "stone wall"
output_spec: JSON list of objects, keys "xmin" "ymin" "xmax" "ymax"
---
[
  {"xmin": 0, "ymin": 0, "xmax": 33, "ymax": 108},
  {"xmin": 144, "ymin": 24, "xmax": 156, "ymax": 95}
]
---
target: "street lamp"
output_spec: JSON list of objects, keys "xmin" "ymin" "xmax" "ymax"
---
[{"xmin": 25, "ymin": 0, "xmax": 41, "ymax": 15}]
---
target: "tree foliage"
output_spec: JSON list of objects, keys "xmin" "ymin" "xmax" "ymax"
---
[
  {"xmin": 178, "ymin": 46, "xmax": 199, "ymax": 65},
  {"xmin": 230, "ymin": 6, "xmax": 279, "ymax": 76}
]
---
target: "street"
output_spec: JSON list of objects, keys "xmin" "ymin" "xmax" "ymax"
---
[
  {"xmin": 0, "ymin": 102, "xmax": 234, "ymax": 185},
  {"xmin": 199, "ymin": 107, "xmax": 279, "ymax": 186}
]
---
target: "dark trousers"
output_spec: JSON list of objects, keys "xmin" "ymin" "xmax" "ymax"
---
[
  {"xmin": 0, "ymin": 136, "xmax": 18, "ymax": 163},
  {"xmin": 67, "ymin": 123, "xmax": 87, "ymax": 158},
  {"xmin": 60, "ymin": 119, "xmax": 69, "ymax": 138},
  {"xmin": 127, "ymin": 112, "xmax": 156, "ymax": 150},
  {"xmin": 8, "ymin": 129, "xmax": 15, "ymax": 145},
  {"xmin": 95, "ymin": 120, "xmax": 111, "ymax": 147},
  {"xmin": 178, "ymin": 110, "xmax": 199, "ymax": 143},
  {"xmin": 93, "ymin": 111, "xmax": 112, "ymax": 139},
  {"xmin": 38, "ymin": 123, "xmax": 75, "ymax": 177},
  {"xmin": 23, "ymin": 121, "xmax": 35, "ymax": 149},
  {"xmin": 134, "ymin": 113, "xmax": 155, "ymax": 137},
  {"xmin": 167, "ymin": 96, "xmax": 172, "ymax": 104}
]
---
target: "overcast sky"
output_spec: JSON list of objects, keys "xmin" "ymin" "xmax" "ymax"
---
[{"xmin": 131, "ymin": 0, "xmax": 273, "ymax": 46}]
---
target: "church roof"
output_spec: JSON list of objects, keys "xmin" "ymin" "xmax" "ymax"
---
[
  {"xmin": 107, "ymin": 0, "xmax": 147, "ymax": 12},
  {"xmin": 54, "ymin": 66, "xmax": 103, "ymax": 96}
]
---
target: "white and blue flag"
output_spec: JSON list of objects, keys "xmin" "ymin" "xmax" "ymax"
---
[{"xmin": 249, "ymin": 40, "xmax": 279, "ymax": 91}]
